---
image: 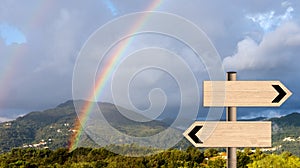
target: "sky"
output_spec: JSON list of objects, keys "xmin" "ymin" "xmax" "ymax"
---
[{"xmin": 1, "ymin": 0, "xmax": 300, "ymax": 122}]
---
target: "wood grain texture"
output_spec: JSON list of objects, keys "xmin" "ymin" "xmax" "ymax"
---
[
  {"xmin": 203, "ymin": 81, "xmax": 292, "ymax": 107},
  {"xmin": 183, "ymin": 121, "xmax": 271, "ymax": 147}
]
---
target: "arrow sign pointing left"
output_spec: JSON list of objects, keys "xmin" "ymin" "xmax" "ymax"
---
[
  {"xmin": 188, "ymin": 126, "xmax": 203, "ymax": 144},
  {"xmin": 183, "ymin": 121, "xmax": 272, "ymax": 147}
]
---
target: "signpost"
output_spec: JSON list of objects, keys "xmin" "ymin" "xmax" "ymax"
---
[
  {"xmin": 226, "ymin": 72, "xmax": 237, "ymax": 168},
  {"xmin": 184, "ymin": 72, "xmax": 292, "ymax": 168},
  {"xmin": 183, "ymin": 121, "xmax": 272, "ymax": 147},
  {"xmin": 203, "ymin": 81, "xmax": 292, "ymax": 107}
]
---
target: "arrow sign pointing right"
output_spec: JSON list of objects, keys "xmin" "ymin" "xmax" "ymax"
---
[
  {"xmin": 272, "ymin": 85, "xmax": 287, "ymax": 103},
  {"xmin": 203, "ymin": 81, "xmax": 292, "ymax": 107}
]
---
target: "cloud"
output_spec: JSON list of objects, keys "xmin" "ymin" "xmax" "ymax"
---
[
  {"xmin": 246, "ymin": 5, "xmax": 294, "ymax": 32},
  {"xmin": 0, "ymin": 116, "xmax": 13, "ymax": 122},
  {"xmin": 0, "ymin": 1, "xmax": 153, "ymax": 116},
  {"xmin": 281, "ymin": 1, "xmax": 292, "ymax": 8},
  {"xmin": 239, "ymin": 109, "xmax": 284, "ymax": 120},
  {"xmin": 0, "ymin": 0, "xmax": 300, "ymax": 120},
  {"xmin": 223, "ymin": 22, "xmax": 300, "ymax": 71}
]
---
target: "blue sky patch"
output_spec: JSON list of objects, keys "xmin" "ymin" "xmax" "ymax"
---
[{"xmin": 0, "ymin": 23, "xmax": 27, "ymax": 45}]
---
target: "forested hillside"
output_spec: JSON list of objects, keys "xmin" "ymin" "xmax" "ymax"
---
[
  {"xmin": 0, "ymin": 100, "xmax": 300, "ymax": 157},
  {"xmin": 0, "ymin": 100, "xmax": 169, "ymax": 152},
  {"xmin": 0, "ymin": 146, "xmax": 300, "ymax": 168},
  {"xmin": 271, "ymin": 112, "xmax": 300, "ymax": 156}
]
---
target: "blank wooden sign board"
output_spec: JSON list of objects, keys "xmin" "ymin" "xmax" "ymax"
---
[
  {"xmin": 203, "ymin": 81, "xmax": 292, "ymax": 107},
  {"xmin": 184, "ymin": 75, "xmax": 293, "ymax": 168},
  {"xmin": 183, "ymin": 121, "xmax": 272, "ymax": 148}
]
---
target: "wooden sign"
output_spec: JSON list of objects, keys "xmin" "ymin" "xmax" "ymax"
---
[
  {"xmin": 203, "ymin": 81, "xmax": 292, "ymax": 107},
  {"xmin": 183, "ymin": 121, "xmax": 271, "ymax": 147}
]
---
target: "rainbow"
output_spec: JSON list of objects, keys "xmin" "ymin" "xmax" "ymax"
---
[
  {"xmin": 0, "ymin": 0, "xmax": 55, "ymax": 108},
  {"xmin": 68, "ymin": 0, "xmax": 163, "ymax": 151},
  {"xmin": 0, "ymin": 46, "xmax": 27, "ymax": 107},
  {"xmin": 27, "ymin": 0, "xmax": 55, "ymax": 29}
]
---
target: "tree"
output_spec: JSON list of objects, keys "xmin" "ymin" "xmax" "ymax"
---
[
  {"xmin": 237, "ymin": 151, "xmax": 251, "ymax": 168},
  {"xmin": 208, "ymin": 158, "xmax": 226, "ymax": 168},
  {"xmin": 244, "ymin": 147, "xmax": 252, "ymax": 155},
  {"xmin": 248, "ymin": 153, "xmax": 300, "ymax": 168},
  {"xmin": 204, "ymin": 148, "xmax": 219, "ymax": 158}
]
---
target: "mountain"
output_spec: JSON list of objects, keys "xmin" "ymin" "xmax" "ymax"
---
[
  {"xmin": 1, "ymin": 100, "xmax": 300, "ymax": 156},
  {"xmin": 0, "ymin": 100, "xmax": 174, "ymax": 153},
  {"xmin": 269, "ymin": 112, "xmax": 300, "ymax": 156},
  {"xmin": 0, "ymin": 100, "xmax": 77, "ymax": 152},
  {"xmin": 241, "ymin": 112, "xmax": 300, "ymax": 156},
  {"xmin": 270, "ymin": 112, "xmax": 300, "ymax": 127}
]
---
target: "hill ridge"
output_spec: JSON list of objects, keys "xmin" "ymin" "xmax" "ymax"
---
[{"xmin": 0, "ymin": 100, "xmax": 300, "ymax": 155}]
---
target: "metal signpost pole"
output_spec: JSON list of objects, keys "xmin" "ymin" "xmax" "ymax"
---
[{"xmin": 227, "ymin": 72, "xmax": 237, "ymax": 168}]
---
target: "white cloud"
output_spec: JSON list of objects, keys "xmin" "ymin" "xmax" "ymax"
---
[
  {"xmin": 223, "ymin": 22, "xmax": 300, "ymax": 71},
  {"xmin": 239, "ymin": 110, "xmax": 283, "ymax": 120},
  {"xmin": 281, "ymin": 1, "xmax": 292, "ymax": 8},
  {"xmin": 246, "ymin": 6, "xmax": 294, "ymax": 32}
]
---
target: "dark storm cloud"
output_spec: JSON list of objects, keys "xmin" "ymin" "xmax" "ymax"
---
[{"xmin": 0, "ymin": 0, "xmax": 299, "ymax": 121}]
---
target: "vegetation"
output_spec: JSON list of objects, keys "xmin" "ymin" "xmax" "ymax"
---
[
  {"xmin": 0, "ymin": 101, "xmax": 77, "ymax": 152},
  {"xmin": 271, "ymin": 112, "xmax": 300, "ymax": 156},
  {"xmin": 1, "ymin": 100, "xmax": 300, "ymax": 167},
  {"xmin": 1, "ymin": 101, "xmax": 300, "ymax": 156},
  {"xmin": 247, "ymin": 151, "xmax": 300, "ymax": 168},
  {"xmin": 0, "ymin": 147, "xmax": 299, "ymax": 167},
  {"xmin": 0, "ymin": 100, "xmax": 169, "ymax": 152}
]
